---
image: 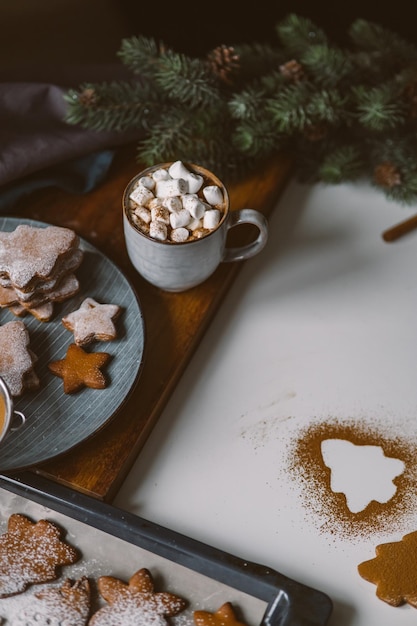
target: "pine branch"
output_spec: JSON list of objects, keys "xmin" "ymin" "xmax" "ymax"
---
[
  {"xmin": 276, "ymin": 14, "xmax": 328, "ymax": 56},
  {"xmin": 352, "ymin": 83, "xmax": 407, "ymax": 131},
  {"xmin": 117, "ymin": 35, "xmax": 170, "ymax": 76},
  {"xmin": 154, "ymin": 51, "xmax": 221, "ymax": 106},
  {"xmin": 62, "ymin": 12, "xmax": 417, "ymax": 204},
  {"xmin": 64, "ymin": 81, "xmax": 165, "ymax": 132}
]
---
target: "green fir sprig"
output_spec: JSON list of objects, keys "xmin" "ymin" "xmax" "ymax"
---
[{"xmin": 64, "ymin": 14, "xmax": 417, "ymax": 205}]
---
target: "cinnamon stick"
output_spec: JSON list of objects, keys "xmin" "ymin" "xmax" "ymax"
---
[{"xmin": 382, "ymin": 213, "xmax": 417, "ymax": 242}]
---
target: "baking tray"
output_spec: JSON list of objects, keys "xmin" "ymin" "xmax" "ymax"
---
[{"xmin": 0, "ymin": 472, "xmax": 333, "ymax": 625}]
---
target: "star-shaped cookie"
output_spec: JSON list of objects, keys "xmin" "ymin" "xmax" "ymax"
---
[
  {"xmin": 89, "ymin": 568, "xmax": 187, "ymax": 626},
  {"xmin": 62, "ymin": 297, "xmax": 121, "ymax": 346},
  {"xmin": 194, "ymin": 603, "xmax": 248, "ymax": 626},
  {"xmin": 48, "ymin": 343, "xmax": 111, "ymax": 394}
]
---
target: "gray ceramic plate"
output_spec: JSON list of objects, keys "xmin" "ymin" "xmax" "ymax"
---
[{"xmin": 0, "ymin": 217, "xmax": 145, "ymax": 471}]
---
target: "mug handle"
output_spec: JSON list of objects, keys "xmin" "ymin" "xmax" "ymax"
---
[
  {"xmin": 10, "ymin": 410, "xmax": 26, "ymax": 432},
  {"xmin": 222, "ymin": 208, "xmax": 269, "ymax": 262}
]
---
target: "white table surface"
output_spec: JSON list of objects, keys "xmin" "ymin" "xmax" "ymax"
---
[{"xmin": 114, "ymin": 178, "xmax": 417, "ymax": 626}]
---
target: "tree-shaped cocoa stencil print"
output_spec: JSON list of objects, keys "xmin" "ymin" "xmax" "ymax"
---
[
  {"xmin": 321, "ymin": 439, "xmax": 405, "ymax": 513},
  {"xmin": 287, "ymin": 418, "xmax": 417, "ymax": 538},
  {"xmin": 358, "ymin": 531, "xmax": 417, "ymax": 607}
]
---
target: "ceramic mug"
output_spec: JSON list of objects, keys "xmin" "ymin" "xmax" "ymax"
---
[
  {"xmin": 122, "ymin": 162, "xmax": 268, "ymax": 292},
  {"xmin": 0, "ymin": 377, "xmax": 25, "ymax": 445}
]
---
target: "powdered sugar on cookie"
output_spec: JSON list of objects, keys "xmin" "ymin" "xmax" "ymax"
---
[
  {"xmin": 0, "ymin": 320, "xmax": 39, "ymax": 396},
  {"xmin": 0, "ymin": 514, "xmax": 78, "ymax": 598},
  {"xmin": 0, "ymin": 225, "xmax": 79, "ymax": 290},
  {"xmin": 61, "ymin": 298, "xmax": 121, "ymax": 346},
  {"xmin": 89, "ymin": 568, "xmax": 187, "ymax": 626}
]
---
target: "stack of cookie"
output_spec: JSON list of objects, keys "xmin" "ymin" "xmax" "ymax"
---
[{"xmin": 0, "ymin": 224, "xmax": 83, "ymax": 321}]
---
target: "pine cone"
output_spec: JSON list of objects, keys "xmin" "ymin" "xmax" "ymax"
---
[
  {"xmin": 279, "ymin": 59, "xmax": 304, "ymax": 83},
  {"xmin": 207, "ymin": 45, "xmax": 239, "ymax": 84},
  {"xmin": 374, "ymin": 161, "xmax": 402, "ymax": 188},
  {"xmin": 78, "ymin": 88, "xmax": 97, "ymax": 107}
]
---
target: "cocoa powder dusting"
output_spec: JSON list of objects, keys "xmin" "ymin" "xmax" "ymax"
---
[{"xmin": 287, "ymin": 418, "xmax": 417, "ymax": 540}]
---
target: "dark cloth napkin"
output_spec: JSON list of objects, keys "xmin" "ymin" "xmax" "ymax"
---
[{"xmin": 0, "ymin": 64, "xmax": 143, "ymax": 210}]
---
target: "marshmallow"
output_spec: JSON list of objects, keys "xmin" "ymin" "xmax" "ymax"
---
[
  {"xmin": 184, "ymin": 196, "xmax": 206, "ymax": 219},
  {"xmin": 203, "ymin": 185, "xmax": 223, "ymax": 206},
  {"xmin": 170, "ymin": 209, "xmax": 191, "ymax": 229},
  {"xmin": 171, "ymin": 227, "xmax": 189, "ymax": 242},
  {"xmin": 203, "ymin": 209, "xmax": 221, "ymax": 230},
  {"xmin": 163, "ymin": 196, "xmax": 182, "ymax": 212},
  {"xmin": 151, "ymin": 206, "xmax": 170, "ymax": 224},
  {"xmin": 129, "ymin": 185, "xmax": 155, "ymax": 207},
  {"xmin": 138, "ymin": 175, "xmax": 155, "ymax": 190},
  {"xmin": 169, "ymin": 161, "xmax": 204, "ymax": 193},
  {"xmin": 155, "ymin": 178, "xmax": 188, "ymax": 198},
  {"xmin": 133, "ymin": 206, "xmax": 151, "ymax": 224},
  {"xmin": 128, "ymin": 162, "xmax": 227, "ymax": 244},
  {"xmin": 181, "ymin": 194, "xmax": 198, "ymax": 209},
  {"xmin": 150, "ymin": 221, "xmax": 167, "ymax": 241},
  {"xmin": 152, "ymin": 168, "xmax": 171, "ymax": 181},
  {"xmin": 186, "ymin": 172, "xmax": 204, "ymax": 193},
  {"xmin": 187, "ymin": 217, "xmax": 203, "ymax": 230},
  {"xmin": 148, "ymin": 197, "xmax": 164, "ymax": 210},
  {"xmin": 168, "ymin": 160, "xmax": 192, "ymax": 179}
]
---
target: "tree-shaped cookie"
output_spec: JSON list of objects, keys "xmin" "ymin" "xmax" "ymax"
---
[
  {"xmin": 89, "ymin": 568, "xmax": 186, "ymax": 626},
  {"xmin": 0, "ymin": 514, "xmax": 78, "ymax": 598},
  {"xmin": 0, "ymin": 320, "xmax": 39, "ymax": 396},
  {"xmin": 0, "ymin": 224, "xmax": 78, "ymax": 290},
  {"xmin": 12, "ymin": 577, "xmax": 91, "ymax": 625},
  {"xmin": 358, "ymin": 530, "xmax": 417, "ymax": 607},
  {"xmin": 194, "ymin": 603, "xmax": 248, "ymax": 626}
]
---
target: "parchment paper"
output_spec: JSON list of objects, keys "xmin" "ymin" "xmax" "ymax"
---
[{"xmin": 0, "ymin": 489, "xmax": 267, "ymax": 625}]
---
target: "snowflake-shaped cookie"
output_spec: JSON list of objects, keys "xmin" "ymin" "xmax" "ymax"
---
[
  {"xmin": 194, "ymin": 603, "xmax": 248, "ymax": 626},
  {"xmin": 62, "ymin": 298, "xmax": 121, "ymax": 346},
  {"xmin": 0, "ymin": 514, "xmax": 78, "ymax": 598},
  {"xmin": 12, "ymin": 577, "xmax": 91, "ymax": 626},
  {"xmin": 89, "ymin": 568, "xmax": 186, "ymax": 626}
]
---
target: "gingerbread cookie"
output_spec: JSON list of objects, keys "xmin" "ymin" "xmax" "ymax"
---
[
  {"xmin": 0, "ymin": 224, "xmax": 79, "ymax": 291},
  {"xmin": 13, "ymin": 577, "xmax": 91, "ymax": 626},
  {"xmin": 9, "ymin": 301, "xmax": 55, "ymax": 322},
  {"xmin": 358, "ymin": 530, "xmax": 417, "ymax": 607},
  {"xmin": 0, "ymin": 274, "xmax": 80, "ymax": 310},
  {"xmin": 48, "ymin": 343, "xmax": 111, "ymax": 394},
  {"xmin": 89, "ymin": 568, "xmax": 186, "ymax": 626},
  {"xmin": 61, "ymin": 297, "xmax": 121, "ymax": 346},
  {"xmin": 0, "ymin": 514, "xmax": 78, "ymax": 598},
  {"xmin": 194, "ymin": 603, "xmax": 248, "ymax": 626},
  {"xmin": 0, "ymin": 320, "xmax": 39, "ymax": 396}
]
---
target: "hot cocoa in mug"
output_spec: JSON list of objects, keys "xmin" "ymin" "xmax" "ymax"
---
[{"xmin": 122, "ymin": 161, "xmax": 268, "ymax": 292}]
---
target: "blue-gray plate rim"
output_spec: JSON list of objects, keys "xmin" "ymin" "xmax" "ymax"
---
[{"xmin": 0, "ymin": 216, "xmax": 145, "ymax": 471}]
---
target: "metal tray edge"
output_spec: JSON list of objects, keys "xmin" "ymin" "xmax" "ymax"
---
[{"xmin": 0, "ymin": 472, "xmax": 333, "ymax": 626}]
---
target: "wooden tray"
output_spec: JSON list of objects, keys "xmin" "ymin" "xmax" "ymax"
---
[{"xmin": 9, "ymin": 145, "xmax": 293, "ymax": 501}]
